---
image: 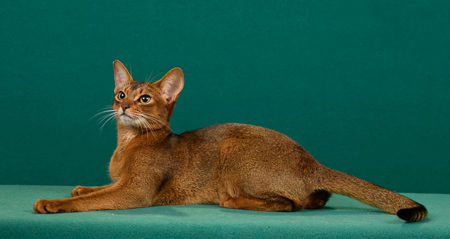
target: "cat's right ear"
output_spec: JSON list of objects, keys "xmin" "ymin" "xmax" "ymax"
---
[{"xmin": 113, "ymin": 60, "xmax": 133, "ymax": 89}]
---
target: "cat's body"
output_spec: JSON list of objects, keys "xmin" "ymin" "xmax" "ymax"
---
[
  {"xmin": 112, "ymin": 123, "xmax": 322, "ymax": 208},
  {"xmin": 33, "ymin": 60, "xmax": 427, "ymax": 222}
]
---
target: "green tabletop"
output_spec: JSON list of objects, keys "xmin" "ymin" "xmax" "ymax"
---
[{"xmin": 0, "ymin": 185, "xmax": 448, "ymax": 238}]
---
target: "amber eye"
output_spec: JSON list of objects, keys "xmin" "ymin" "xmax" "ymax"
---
[
  {"xmin": 118, "ymin": 92, "xmax": 125, "ymax": 100},
  {"xmin": 139, "ymin": 95, "xmax": 151, "ymax": 104}
]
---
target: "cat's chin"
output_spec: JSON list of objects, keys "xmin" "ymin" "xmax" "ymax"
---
[{"xmin": 119, "ymin": 114, "xmax": 136, "ymax": 126}]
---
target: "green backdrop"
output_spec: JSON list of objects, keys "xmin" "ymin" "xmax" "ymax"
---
[{"xmin": 1, "ymin": 0, "xmax": 448, "ymax": 194}]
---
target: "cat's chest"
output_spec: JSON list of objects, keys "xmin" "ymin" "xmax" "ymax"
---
[
  {"xmin": 121, "ymin": 131, "xmax": 138, "ymax": 145},
  {"xmin": 109, "ymin": 135, "xmax": 137, "ymax": 182},
  {"xmin": 108, "ymin": 150, "xmax": 125, "ymax": 182},
  {"xmin": 108, "ymin": 136, "xmax": 150, "ymax": 182}
]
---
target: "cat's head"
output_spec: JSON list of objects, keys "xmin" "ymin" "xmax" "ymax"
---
[{"xmin": 112, "ymin": 60, "xmax": 184, "ymax": 131}]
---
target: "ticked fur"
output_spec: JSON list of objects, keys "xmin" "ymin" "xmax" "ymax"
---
[{"xmin": 33, "ymin": 60, "xmax": 427, "ymax": 222}]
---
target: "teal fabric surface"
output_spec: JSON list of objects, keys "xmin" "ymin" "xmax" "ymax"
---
[{"xmin": 0, "ymin": 185, "xmax": 448, "ymax": 238}]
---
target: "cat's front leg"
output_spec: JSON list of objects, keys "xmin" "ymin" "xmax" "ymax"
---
[
  {"xmin": 34, "ymin": 182, "xmax": 155, "ymax": 213},
  {"xmin": 70, "ymin": 185, "xmax": 112, "ymax": 197}
]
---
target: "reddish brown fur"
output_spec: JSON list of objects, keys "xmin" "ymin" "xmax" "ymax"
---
[{"xmin": 33, "ymin": 60, "xmax": 427, "ymax": 222}]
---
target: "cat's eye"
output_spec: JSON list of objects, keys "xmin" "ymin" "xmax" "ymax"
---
[
  {"xmin": 139, "ymin": 95, "xmax": 151, "ymax": 104},
  {"xmin": 118, "ymin": 92, "xmax": 126, "ymax": 100}
]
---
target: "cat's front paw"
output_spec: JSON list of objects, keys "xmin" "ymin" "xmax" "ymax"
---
[
  {"xmin": 33, "ymin": 199, "xmax": 71, "ymax": 213},
  {"xmin": 71, "ymin": 186, "xmax": 93, "ymax": 197}
]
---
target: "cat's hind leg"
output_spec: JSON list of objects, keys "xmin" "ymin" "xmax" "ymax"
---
[
  {"xmin": 219, "ymin": 194, "xmax": 293, "ymax": 212},
  {"xmin": 71, "ymin": 185, "xmax": 112, "ymax": 197}
]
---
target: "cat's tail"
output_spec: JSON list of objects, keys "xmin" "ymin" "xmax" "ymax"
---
[{"xmin": 318, "ymin": 167, "xmax": 427, "ymax": 222}]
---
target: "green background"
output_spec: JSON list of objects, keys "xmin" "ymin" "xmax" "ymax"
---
[{"xmin": 1, "ymin": 0, "xmax": 448, "ymax": 193}]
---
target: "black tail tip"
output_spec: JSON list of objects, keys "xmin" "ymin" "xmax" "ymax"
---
[{"xmin": 397, "ymin": 205, "xmax": 427, "ymax": 222}]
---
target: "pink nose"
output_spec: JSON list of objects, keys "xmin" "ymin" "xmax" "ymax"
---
[{"xmin": 121, "ymin": 103, "xmax": 130, "ymax": 111}]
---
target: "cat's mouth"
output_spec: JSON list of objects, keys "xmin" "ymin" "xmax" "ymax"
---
[
  {"xmin": 119, "ymin": 113, "xmax": 135, "ymax": 125},
  {"xmin": 120, "ymin": 113, "xmax": 133, "ymax": 119},
  {"xmin": 117, "ymin": 109, "xmax": 139, "ymax": 126}
]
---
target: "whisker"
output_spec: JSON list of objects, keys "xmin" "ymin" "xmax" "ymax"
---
[
  {"xmin": 149, "ymin": 72, "xmax": 162, "ymax": 83},
  {"xmin": 149, "ymin": 117, "xmax": 170, "ymax": 132},
  {"xmin": 137, "ymin": 113, "xmax": 169, "ymax": 133},
  {"xmin": 145, "ymin": 70, "xmax": 154, "ymax": 83},
  {"xmin": 99, "ymin": 113, "xmax": 117, "ymax": 133},
  {"xmin": 96, "ymin": 111, "xmax": 117, "ymax": 123},
  {"xmin": 90, "ymin": 109, "xmax": 115, "ymax": 121},
  {"xmin": 141, "ymin": 118, "xmax": 153, "ymax": 142},
  {"xmin": 136, "ymin": 118, "xmax": 145, "ymax": 141},
  {"xmin": 138, "ymin": 112, "xmax": 171, "ymax": 131},
  {"xmin": 137, "ymin": 116, "xmax": 155, "ymax": 139}
]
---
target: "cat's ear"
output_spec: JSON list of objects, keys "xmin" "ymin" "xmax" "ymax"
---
[
  {"xmin": 155, "ymin": 68, "xmax": 184, "ymax": 104},
  {"xmin": 113, "ymin": 60, "xmax": 133, "ymax": 89}
]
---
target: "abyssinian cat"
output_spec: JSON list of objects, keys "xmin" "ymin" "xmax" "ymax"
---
[{"xmin": 33, "ymin": 60, "xmax": 427, "ymax": 222}]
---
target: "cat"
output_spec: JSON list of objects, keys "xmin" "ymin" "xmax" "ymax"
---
[{"xmin": 33, "ymin": 60, "xmax": 427, "ymax": 222}]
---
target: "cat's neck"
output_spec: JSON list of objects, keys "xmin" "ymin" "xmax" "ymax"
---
[{"xmin": 116, "ymin": 123, "xmax": 172, "ymax": 148}]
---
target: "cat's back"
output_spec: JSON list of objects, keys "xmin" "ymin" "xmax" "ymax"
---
[
  {"xmin": 177, "ymin": 123, "xmax": 306, "ymax": 154},
  {"xmin": 175, "ymin": 123, "xmax": 250, "ymax": 154},
  {"xmin": 179, "ymin": 122, "xmax": 285, "ymax": 141}
]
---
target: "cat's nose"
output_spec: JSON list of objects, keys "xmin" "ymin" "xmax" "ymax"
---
[{"xmin": 121, "ymin": 103, "xmax": 130, "ymax": 111}]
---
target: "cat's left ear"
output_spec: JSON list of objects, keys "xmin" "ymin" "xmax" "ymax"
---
[
  {"xmin": 113, "ymin": 60, "xmax": 133, "ymax": 89},
  {"xmin": 155, "ymin": 68, "xmax": 184, "ymax": 104}
]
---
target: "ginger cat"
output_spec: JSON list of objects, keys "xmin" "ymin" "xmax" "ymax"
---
[{"xmin": 33, "ymin": 60, "xmax": 427, "ymax": 222}]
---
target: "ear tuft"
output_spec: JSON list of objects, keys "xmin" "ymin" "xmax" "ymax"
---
[
  {"xmin": 157, "ymin": 68, "xmax": 184, "ymax": 104},
  {"xmin": 113, "ymin": 60, "xmax": 133, "ymax": 89}
]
